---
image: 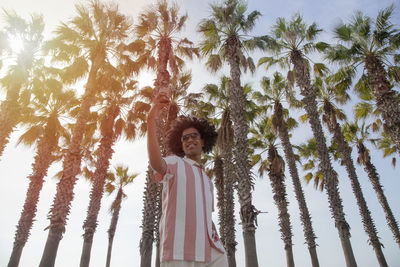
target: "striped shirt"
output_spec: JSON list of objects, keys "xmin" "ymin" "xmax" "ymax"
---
[{"xmin": 153, "ymin": 155, "xmax": 225, "ymax": 262}]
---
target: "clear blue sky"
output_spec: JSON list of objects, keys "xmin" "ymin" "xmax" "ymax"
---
[{"xmin": 0, "ymin": 0, "xmax": 399, "ymax": 266}]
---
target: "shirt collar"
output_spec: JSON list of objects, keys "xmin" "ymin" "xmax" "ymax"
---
[{"xmin": 183, "ymin": 156, "xmax": 204, "ymax": 169}]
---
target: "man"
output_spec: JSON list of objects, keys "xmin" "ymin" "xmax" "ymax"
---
[{"xmin": 147, "ymin": 92, "xmax": 228, "ymax": 267}]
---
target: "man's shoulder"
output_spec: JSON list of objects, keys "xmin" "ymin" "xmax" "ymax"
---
[{"xmin": 164, "ymin": 154, "xmax": 182, "ymax": 164}]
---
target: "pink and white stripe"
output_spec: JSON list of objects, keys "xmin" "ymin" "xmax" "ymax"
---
[{"xmin": 154, "ymin": 155, "xmax": 225, "ymax": 262}]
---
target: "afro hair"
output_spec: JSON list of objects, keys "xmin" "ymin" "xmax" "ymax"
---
[{"xmin": 166, "ymin": 115, "xmax": 217, "ymax": 157}]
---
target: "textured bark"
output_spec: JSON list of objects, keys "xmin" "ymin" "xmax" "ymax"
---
[
  {"xmin": 140, "ymin": 168, "xmax": 157, "ymax": 267},
  {"xmin": 8, "ymin": 121, "xmax": 58, "ymax": 267},
  {"xmin": 80, "ymin": 105, "xmax": 119, "ymax": 267},
  {"xmin": 365, "ymin": 55, "xmax": 400, "ymax": 152},
  {"xmin": 105, "ymin": 188, "xmax": 123, "ymax": 267},
  {"xmin": 140, "ymin": 32, "xmax": 173, "ymax": 266},
  {"xmin": 267, "ymin": 145, "xmax": 295, "ymax": 267},
  {"xmin": 39, "ymin": 55, "xmax": 102, "ymax": 267},
  {"xmin": 154, "ymin": 37, "xmax": 172, "ymax": 96},
  {"xmin": 214, "ymin": 156, "xmax": 226, "ymax": 244},
  {"xmin": 275, "ymin": 101, "xmax": 320, "ymax": 267},
  {"xmin": 357, "ymin": 142, "xmax": 400, "ymax": 248},
  {"xmin": 226, "ymin": 34, "xmax": 258, "ymax": 267},
  {"xmin": 323, "ymin": 101, "xmax": 387, "ymax": 267},
  {"xmin": 218, "ymin": 111, "xmax": 237, "ymax": 267},
  {"xmin": 290, "ymin": 49, "xmax": 357, "ymax": 267},
  {"xmin": 154, "ymin": 184, "xmax": 162, "ymax": 267}
]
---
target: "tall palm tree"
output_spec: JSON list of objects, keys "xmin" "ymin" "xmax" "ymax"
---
[
  {"xmin": 199, "ymin": 77, "xmax": 258, "ymax": 267},
  {"xmin": 260, "ymin": 14, "xmax": 357, "ymax": 266},
  {"xmin": 203, "ymin": 77, "xmax": 238, "ymax": 266},
  {"xmin": 79, "ymin": 63, "xmax": 145, "ymax": 266},
  {"xmin": 7, "ymin": 82, "xmax": 77, "ymax": 267},
  {"xmin": 317, "ymin": 76, "xmax": 388, "ymax": 266},
  {"xmin": 343, "ymin": 121, "xmax": 400, "ymax": 248},
  {"xmin": 328, "ymin": 5, "xmax": 400, "ymax": 151},
  {"xmin": 138, "ymin": 75, "xmax": 196, "ymax": 267},
  {"xmin": 253, "ymin": 72, "xmax": 320, "ymax": 267},
  {"xmin": 198, "ymin": 1, "xmax": 264, "ymax": 264},
  {"xmin": 105, "ymin": 165, "xmax": 139, "ymax": 267},
  {"xmin": 0, "ymin": 11, "xmax": 44, "ymax": 159},
  {"xmin": 249, "ymin": 120, "xmax": 294, "ymax": 267},
  {"xmin": 38, "ymin": 2, "xmax": 132, "ymax": 266},
  {"xmin": 135, "ymin": 2, "xmax": 199, "ymax": 265},
  {"xmin": 134, "ymin": 0, "xmax": 199, "ymax": 96}
]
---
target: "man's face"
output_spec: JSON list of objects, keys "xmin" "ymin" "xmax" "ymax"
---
[{"xmin": 181, "ymin": 127, "xmax": 204, "ymax": 157}]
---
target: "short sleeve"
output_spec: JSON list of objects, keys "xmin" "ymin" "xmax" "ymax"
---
[{"xmin": 153, "ymin": 155, "xmax": 179, "ymax": 183}]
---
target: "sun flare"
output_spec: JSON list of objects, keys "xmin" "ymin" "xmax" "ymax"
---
[{"xmin": 8, "ymin": 35, "xmax": 24, "ymax": 54}]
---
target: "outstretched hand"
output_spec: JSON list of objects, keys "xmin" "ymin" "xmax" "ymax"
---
[{"xmin": 148, "ymin": 90, "xmax": 170, "ymax": 121}]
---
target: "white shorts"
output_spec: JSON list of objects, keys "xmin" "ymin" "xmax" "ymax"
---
[{"xmin": 160, "ymin": 248, "xmax": 228, "ymax": 267}]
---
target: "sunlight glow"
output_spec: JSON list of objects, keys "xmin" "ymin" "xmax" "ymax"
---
[{"xmin": 8, "ymin": 35, "xmax": 24, "ymax": 54}]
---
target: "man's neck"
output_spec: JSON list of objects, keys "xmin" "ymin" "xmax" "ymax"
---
[{"xmin": 186, "ymin": 154, "xmax": 202, "ymax": 164}]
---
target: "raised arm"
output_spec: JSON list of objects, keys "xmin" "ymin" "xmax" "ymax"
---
[{"xmin": 147, "ymin": 92, "xmax": 169, "ymax": 175}]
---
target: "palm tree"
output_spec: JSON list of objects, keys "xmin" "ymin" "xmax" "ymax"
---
[
  {"xmin": 343, "ymin": 121, "xmax": 400, "ymax": 248},
  {"xmin": 328, "ymin": 5, "xmax": 400, "ymax": 152},
  {"xmin": 135, "ymin": 2, "xmax": 199, "ymax": 265},
  {"xmin": 204, "ymin": 78, "xmax": 238, "ymax": 266},
  {"xmin": 7, "ymin": 82, "xmax": 77, "ymax": 267},
  {"xmin": 249, "ymin": 120, "xmax": 294, "ymax": 267},
  {"xmin": 198, "ymin": 1, "xmax": 264, "ymax": 264},
  {"xmin": 134, "ymin": 0, "xmax": 199, "ymax": 97},
  {"xmin": 253, "ymin": 72, "xmax": 320, "ymax": 267},
  {"xmin": 105, "ymin": 165, "xmax": 139, "ymax": 267},
  {"xmin": 260, "ymin": 14, "xmax": 357, "ymax": 266},
  {"xmin": 79, "ymin": 61, "xmax": 145, "ymax": 266},
  {"xmin": 216, "ymin": 111, "xmax": 237, "ymax": 267},
  {"xmin": 38, "ymin": 2, "xmax": 132, "ymax": 266},
  {"xmin": 0, "ymin": 11, "xmax": 45, "ymax": 159},
  {"xmin": 317, "ymin": 76, "xmax": 388, "ymax": 266},
  {"xmin": 135, "ymin": 0, "xmax": 198, "ymax": 267}
]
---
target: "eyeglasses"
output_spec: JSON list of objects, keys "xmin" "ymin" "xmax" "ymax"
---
[{"xmin": 181, "ymin": 132, "xmax": 200, "ymax": 142}]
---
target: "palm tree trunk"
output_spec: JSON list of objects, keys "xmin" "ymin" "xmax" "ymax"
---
[
  {"xmin": 39, "ymin": 229, "xmax": 63, "ymax": 267},
  {"xmin": 223, "ymin": 146, "xmax": 237, "ymax": 267},
  {"xmin": 285, "ymin": 246, "xmax": 295, "ymax": 267},
  {"xmin": 357, "ymin": 143, "xmax": 400, "ymax": 248},
  {"xmin": 275, "ymin": 101, "xmax": 320, "ymax": 267},
  {"xmin": 365, "ymin": 55, "xmax": 400, "ymax": 152},
  {"xmin": 324, "ymin": 103, "xmax": 387, "ymax": 266},
  {"xmin": 80, "ymin": 108, "xmax": 118, "ymax": 267},
  {"xmin": 154, "ymin": 37, "xmax": 172, "ymax": 94},
  {"xmin": 8, "ymin": 133, "xmax": 56, "ymax": 267},
  {"xmin": 106, "ymin": 188, "xmax": 123, "ymax": 267},
  {"xmin": 213, "ymin": 156, "xmax": 226, "ymax": 245},
  {"xmin": 154, "ymin": 183, "xmax": 162, "ymax": 267},
  {"xmin": 221, "ymin": 114, "xmax": 237, "ymax": 267},
  {"xmin": 140, "ymin": 35, "xmax": 172, "ymax": 267},
  {"xmin": 267, "ymin": 145, "xmax": 295, "ymax": 267},
  {"xmin": 105, "ymin": 235, "xmax": 114, "ymax": 267},
  {"xmin": 140, "ymin": 168, "xmax": 157, "ymax": 267},
  {"xmin": 226, "ymin": 35, "xmax": 258, "ymax": 267},
  {"xmin": 155, "ymin": 246, "xmax": 160, "ymax": 267},
  {"xmin": 39, "ymin": 57, "xmax": 102, "ymax": 267},
  {"xmin": 290, "ymin": 49, "xmax": 357, "ymax": 267}
]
